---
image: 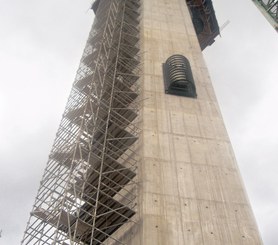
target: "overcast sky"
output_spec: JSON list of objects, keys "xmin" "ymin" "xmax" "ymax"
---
[{"xmin": 0, "ymin": 0, "xmax": 277, "ymax": 244}]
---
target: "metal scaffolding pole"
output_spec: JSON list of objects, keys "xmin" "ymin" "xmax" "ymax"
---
[{"xmin": 252, "ymin": 0, "xmax": 278, "ymax": 31}]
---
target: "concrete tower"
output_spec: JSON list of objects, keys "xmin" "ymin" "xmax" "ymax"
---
[{"xmin": 22, "ymin": 0, "xmax": 262, "ymax": 244}]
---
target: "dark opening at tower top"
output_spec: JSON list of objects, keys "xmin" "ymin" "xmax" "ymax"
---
[{"xmin": 186, "ymin": 0, "xmax": 220, "ymax": 50}]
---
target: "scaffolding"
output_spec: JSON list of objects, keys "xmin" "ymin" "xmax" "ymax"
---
[
  {"xmin": 22, "ymin": 0, "xmax": 141, "ymax": 244},
  {"xmin": 252, "ymin": 0, "xmax": 278, "ymax": 31}
]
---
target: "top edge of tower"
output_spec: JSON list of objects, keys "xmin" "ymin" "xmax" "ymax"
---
[{"xmin": 90, "ymin": 0, "xmax": 220, "ymax": 50}]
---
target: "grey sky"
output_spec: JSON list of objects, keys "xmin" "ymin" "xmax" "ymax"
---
[
  {"xmin": 0, "ymin": 0, "xmax": 277, "ymax": 244},
  {"xmin": 205, "ymin": 1, "xmax": 278, "ymax": 244}
]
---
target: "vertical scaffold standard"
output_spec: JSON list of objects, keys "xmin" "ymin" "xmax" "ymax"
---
[{"xmin": 21, "ymin": 0, "xmax": 141, "ymax": 244}]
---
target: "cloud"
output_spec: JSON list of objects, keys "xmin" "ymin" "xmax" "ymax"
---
[
  {"xmin": 204, "ymin": 0, "xmax": 278, "ymax": 244},
  {"xmin": 0, "ymin": 0, "xmax": 92, "ymax": 243}
]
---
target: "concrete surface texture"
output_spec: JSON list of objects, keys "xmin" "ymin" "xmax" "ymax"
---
[{"xmin": 130, "ymin": 0, "xmax": 263, "ymax": 244}]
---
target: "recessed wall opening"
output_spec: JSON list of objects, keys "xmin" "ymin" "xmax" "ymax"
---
[{"xmin": 163, "ymin": 54, "xmax": 197, "ymax": 98}]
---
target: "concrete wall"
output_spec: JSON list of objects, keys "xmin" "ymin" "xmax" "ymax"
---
[{"xmin": 130, "ymin": 0, "xmax": 263, "ymax": 244}]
